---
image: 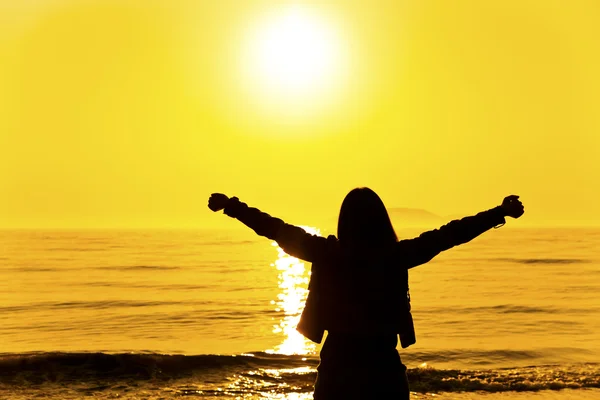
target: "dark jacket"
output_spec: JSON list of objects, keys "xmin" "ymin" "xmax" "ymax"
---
[{"xmin": 224, "ymin": 197, "xmax": 506, "ymax": 348}]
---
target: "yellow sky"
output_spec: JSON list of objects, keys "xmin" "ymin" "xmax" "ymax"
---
[{"xmin": 1, "ymin": 0, "xmax": 599, "ymax": 229}]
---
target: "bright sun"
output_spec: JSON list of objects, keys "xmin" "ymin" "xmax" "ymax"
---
[{"xmin": 242, "ymin": 5, "xmax": 347, "ymax": 115}]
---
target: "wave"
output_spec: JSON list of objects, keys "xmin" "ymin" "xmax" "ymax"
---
[
  {"xmin": 492, "ymin": 258, "xmax": 589, "ymax": 265},
  {"xmin": 80, "ymin": 281, "xmax": 212, "ymax": 290},
  {"xmin": 0, "ymin": 352, "xmax": 314, "ymax": 384},
  {"xmin": 0, "ymin": 352, "xmax": 598, "ymax": 393},
  {"xmin": 6, "ymin": 265, "xmax": 183, "ymax": 273},
  {"xmin": 6, "ymin": 266, "xmax": 63, "ymax": 272},
  {"xmin": 92, "ymin": 265, "xmax": 183, "ymax": 271},
  {"xmin": 407, "ymin": 364, "xmax": 600, "ymax": 393},
  {"xmin": 0, "ymin": 300, "xmax": 211, "ymax": 313},
  {"xmin": 417, "ymin": 304, "xmax": 599, "ymax": 316}
]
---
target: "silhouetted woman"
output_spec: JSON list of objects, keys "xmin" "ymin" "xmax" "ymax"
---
[{"xmin": 208, "ymin": 188, "xmax": 525, "ymax": 399}]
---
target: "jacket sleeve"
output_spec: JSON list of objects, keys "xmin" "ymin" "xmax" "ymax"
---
[
  {"xmin": 223, "ymin": 197, "xmax": 332, "ymax": 263},
  {"xmin": 395, "ymin": 206, "xmax": 506, "ymax": 268}
]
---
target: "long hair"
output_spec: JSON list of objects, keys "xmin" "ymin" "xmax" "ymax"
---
[{"xmin": 337, "ymin": 187, "xmax": 398, "ymax": 248}]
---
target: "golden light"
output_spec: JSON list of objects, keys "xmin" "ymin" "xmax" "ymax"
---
[
  {"xmin": 267, "ymin": 226, "xmax": 320, "ymax": 355},
  {"xmin": 241, "ymin": 5, "xmax": 348, "ymax": 117}
]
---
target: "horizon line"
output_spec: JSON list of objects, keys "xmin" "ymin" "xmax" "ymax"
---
[{"xmin": 2, "ymin": 223, "xmax": 600, "ymax": 230}]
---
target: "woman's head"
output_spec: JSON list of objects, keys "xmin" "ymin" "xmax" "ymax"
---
[{"xmin": 337, "ymin": 187, "xmax": 397, "ymax": 246}]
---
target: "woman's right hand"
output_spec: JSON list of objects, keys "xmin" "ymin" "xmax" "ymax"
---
[
  {"xmin": 501, "ymin": 195, "xmax": 525, "ymax": 219},
  {"xmin": 208, "ymin": 193, "xmax": 230, "ymax": 212}
]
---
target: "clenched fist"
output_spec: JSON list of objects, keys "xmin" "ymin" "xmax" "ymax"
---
[
  {"xmin": 501, "ymin": 195, "xmax": 525, "ymax": 219},
  {"xmin": 208, "ymin": 193, "xmax": 230, "ymax": 212}
]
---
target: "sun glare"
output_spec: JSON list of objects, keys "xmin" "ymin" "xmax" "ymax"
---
[
  {"xmin": 242, "ymin": 5, "xmax": 347, "ymax": 116},
  {"xmin": 268, "ymin": 226, "xmax": 320, "ymax": 355}
]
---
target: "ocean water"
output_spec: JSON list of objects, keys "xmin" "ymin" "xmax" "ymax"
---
[{"xmin": 1, "ymin": 226, "xmax": 599, "ymax": 399}]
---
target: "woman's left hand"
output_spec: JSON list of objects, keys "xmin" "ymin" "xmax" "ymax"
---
[{"xmin": 208, "ymin": 193, "xmax": 230, "ymax": 212}]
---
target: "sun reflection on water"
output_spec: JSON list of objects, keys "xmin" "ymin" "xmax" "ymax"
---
[{"xmin": 268, "ymin": 226, "xmax": 320, "ymax": 355}]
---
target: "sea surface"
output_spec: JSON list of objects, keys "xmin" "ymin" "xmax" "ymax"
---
[{"xmin": 1, "ymin": 226, "xmax": 599, "ymax": 399}]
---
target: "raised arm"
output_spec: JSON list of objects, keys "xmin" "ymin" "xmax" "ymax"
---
[
  {"xmin": 208, "ymin": 193, "xmax": 334, "ymax": 262},
  {"xmin": 396, "ymin": 195, "xmax": 525, "ymax": 268}
]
